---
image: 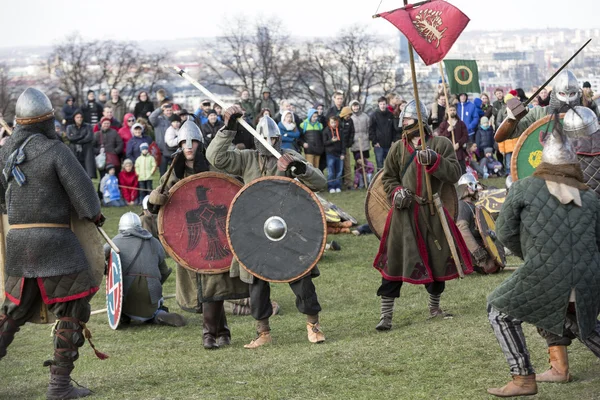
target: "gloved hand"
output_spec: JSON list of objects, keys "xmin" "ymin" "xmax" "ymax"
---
[
  {"xmin": 223, "ymin": 105, "xmax": 244, "ymax": 131},
  {"xmin": 417, "ymin": 148, "xmax": 438, "ymax": 166},
  {"xmin": 277, "ymin": 153, "xmax": 307, "ymax": 176},
  {"xmin": 505, "ymin": 97, "xmax": 528, "ymax": 121},
  {"xmin": 149, "ymin": 189, "xmax": 168, "ymax": 206},
  {"xmin": 473, "ymin": 247, "xmax": 488, "ymax": 265},
  {"xmin": 393, "ymin": 188, "xmax": 413, "ymax": 210},
  {"xmin": 93, "ymin": 213, "xmax": 106, "ymax": 227}
]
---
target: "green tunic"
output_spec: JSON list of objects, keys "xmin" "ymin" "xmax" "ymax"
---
[
  {"xmin": 507, "ymin": 106, "xmax": 546, "ymax": 140},
  {"xmin": 374, "ymin": 135, "xmax": 472, "ymax": 283},
  {"xmin": 206, "ymin": 129, "xmax": 327, "ymax": 284}
]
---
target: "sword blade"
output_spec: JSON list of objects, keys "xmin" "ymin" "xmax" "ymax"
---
[{"xmin": 433, "ymin": 194, "xmax": 464, "ymax": 278}]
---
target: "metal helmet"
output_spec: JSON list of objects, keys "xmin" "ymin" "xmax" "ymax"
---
[
  {"xmin": 178, "ymin": 120, "xmax": 204, "ymax": 149},
  {"xmin": 399, "ymin": 99, "xmax": 429, "ymax": 122},
  {"xmin": 15, "ymin": 87, "xmax": 55, "ymax": 125},
  {"xmin": 505, "ymin": 175, "xmax": 513, "ymax": 190},
  {"xmin": 457, "ymin": 173, "xmax": 479, "ymax": 199},
  {"xmin": 553, "ymin": 70, "xmax": 580, "ymax": 104},
  {"xmin": 563, "ymin": 106, "xmax": 599, "ymax": 138},
  {"xmin": 118, "ymin": 212, "xmax": 142, "ymax": 232},
  {"xmin": 256, "ymin": 116, "xmax": 280, "ymax": 139},
  {"xmin": 142, "ymin": 195, "xmax": 150, "ymax": 211},
  {"xmin": 541, "ymin": 129, "xmax": 578, "ymax": 165}
]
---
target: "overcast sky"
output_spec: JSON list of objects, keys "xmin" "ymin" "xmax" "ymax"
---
[{"xmin": 2, "ymin": 0, "xmax": 597, "ymax": 48}]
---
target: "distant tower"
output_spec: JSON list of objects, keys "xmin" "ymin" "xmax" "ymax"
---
[{"xmin": 398, "ymin": 33, "xmax": 409, "ymax": 63}]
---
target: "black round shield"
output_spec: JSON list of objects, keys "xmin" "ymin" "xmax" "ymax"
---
[{"xmin": 227, "ymin": 176, "xmax": 326, "ymax": 283}]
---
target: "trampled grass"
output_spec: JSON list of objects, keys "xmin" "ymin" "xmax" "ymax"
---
[{"xmin": 1, "ymin": 179, "xmax": 599, "ymax": 399}]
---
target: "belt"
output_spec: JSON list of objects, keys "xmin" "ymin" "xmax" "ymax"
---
[{"xmin": 11, "ymin": 223, "xmax": 70, "ymax": 229}]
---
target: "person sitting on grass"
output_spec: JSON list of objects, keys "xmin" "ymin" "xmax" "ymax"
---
[
  {"xmin": 354, "ymin": 156, "xmax": 375, "ymax": 189},
  {"xmin": 479, "ymin": 147, "xmax": 504, "ymax": 179},
  {"xmin": 100, "ymin": 164, "xmax": 126, "ymax": 207}
]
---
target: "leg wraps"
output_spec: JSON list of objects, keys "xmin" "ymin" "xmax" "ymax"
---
[
  {"xmin": 380, "ymin": 296, "xmax": 395, "ymax": 319},
  {"xmin": 488, "ymin": 304, "xmax": 535, "ymax": 376},
  {"xmin": 50, "ymin": 317, "xmax": 86, "ymax": 369}
]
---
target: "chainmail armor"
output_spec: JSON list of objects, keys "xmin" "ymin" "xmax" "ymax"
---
[{"xmin": 0, "ymin": 122, "xmax": 101, "ymax": 278}]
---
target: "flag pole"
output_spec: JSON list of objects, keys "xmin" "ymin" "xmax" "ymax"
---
[
  {"xmin": 372, "ymin": 0, "xmax": 431, "ymax": 18},
  {"xmin": 438, "ymin": 62, "xmax": 455, "ymax": 146},
  {"xmin": 405, "ymin": 0, "xmax": 434, "ymax": 215}
]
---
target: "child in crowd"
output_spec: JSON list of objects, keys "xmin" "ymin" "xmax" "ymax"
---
[
  {"xmin": 100, "ymin": 164, "xmax": 126, "ymax": 207},
  {"xmin": 479, "ymin": 147, "xmax": 504, "ymax": 179},
  {"xmin": 299, "ymin": 108, "xmax": 324, "ymax": 168},
  {"xmin": 278, "ymin": 110, "xmax": 301, "ymax": 151},
  {"xmin": 353, "ymin": 156, "xmax": 374, "ymax": 189},
  {"xmin": 119, "ymin": 159, "xmax": 139, "ymax": 206},
  {"xmin": 465, "ymin": 142, "xmax": 483, "ymax": 179},
  {"xmin": 475, "ymin": 116, "xmax": 495, "ymax": 159},
  {"xmin": 322, "ymin": 116, "xmax": 345, "ymax": 193},
  {"xmin": 135, "ymin": 142, "xmax": 157, "ymax": 195},
  {"xmin": 165, "ymin": 114, "xmax": 182, "ymax": 152}
]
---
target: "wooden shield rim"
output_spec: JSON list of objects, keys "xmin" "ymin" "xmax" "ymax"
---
[
  {"xmin": 364, "ymin": 169, "xmax": 388, "ymax": 240},
  {"xmin": 158, "ymin": 172, "xmax": 243, "ymax": 274},
  {"xmin": 106, "ymin": 249, "xmax": 123, "ymax": 330},
  {"xmin": 511, "ymin": 113, "xmax": 565, "ymax": 182},
  {"xmin": 475, "ymin": 206, "xmax": 505, "ymax": 267},
  {"xmin": 365, "ymin": 170, "xmax": 459, "ymax": 240},
  {"xmin": 226, "ymin": 176, "xmax": 327, "ymax": 283}
]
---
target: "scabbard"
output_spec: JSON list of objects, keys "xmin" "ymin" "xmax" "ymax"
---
[{"xmin": 433, "ymin": 193, "xmax": 464, "ymax": 278}]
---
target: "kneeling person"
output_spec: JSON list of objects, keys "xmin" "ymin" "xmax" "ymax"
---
[{"xmin": 107, "ymin": 212, "xmax": 185, "ymax": 327}]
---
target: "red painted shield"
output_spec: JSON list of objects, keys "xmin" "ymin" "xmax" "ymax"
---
[{"xmin": 158, "ymin": 172, "xmax": 242, "ymax": 274}]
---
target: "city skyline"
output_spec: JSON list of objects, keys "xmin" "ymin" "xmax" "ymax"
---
[{"xmin": 2, "ymin": 0, "xmax": 599, "ymax": 48}]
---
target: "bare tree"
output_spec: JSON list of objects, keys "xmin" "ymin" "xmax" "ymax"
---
[
  {"xmin": 48, "ymin": 33, "xmax": 171, "ymax": 107},
  {"xmin": 0, "ymin": 64, "xmax": 27, "ymax": 121}
]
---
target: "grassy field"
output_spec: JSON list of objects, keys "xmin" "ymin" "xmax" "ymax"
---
[{"xmin": 1, "ymin": 178, "xmax": 599, "ymax": 400}]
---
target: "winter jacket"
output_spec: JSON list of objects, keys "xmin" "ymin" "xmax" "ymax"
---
[
  {"xmin": 490, "ymin": 176, "xmax": 600, "ymax": 337},
  {"xmin": 429, "ymin": 103, "xmax": 446, "ymax": 133},
  {"xmin": 325, "ymin": 105, "xmax": 342, "ymax": 120},
  {"xmin": 93, "ymin": 128, "xmax": 124, "ymax": 166},
  {"xmin": 240, "ymin": 99, "xmax": 255, "ymax": 121},
  {"xmin": 369, "ymin": 109, "xmax": 397, "ymax": 149},
  {"xmin": 456, "ymin": 100, "xmax": 479, "ymax": 134},
  {"xmin": 492, "ymin": 99, "xmax": 505, "ymax": 128},
  {"xmin": 253, "ymin": 96, "xmax": 279, "ymax": 117},
  {"xmin": 323, "ymin": 125, "xmax": 345, "ymax": 156},
  {"xmin": 164, "ymin": 126, "xmax": 180, "ymax": 150},
  {"xmin": 340, "ymin": 118, "xmax": 355, "ymax": 150},
  {"xmin": 438, "ymin": 119, "xmax": 468, "ymax": 161},
  {"xmin": 106, "ymin": 97, "xmax": 128, "ymax": 123},
  {"xmin": 100, "ymin": 174, "xmax": 121, "ymax": 202},
  {"xmin": 61, "ymin": 98, "xmax": 78, "ymax": 126},
  {"xmin": 278, "ymin": 111, "xmax": 301, "ymax": 151},
  {"xmin": 201, "ymin": 120, "xmax": 224, "ymax": 146},
  {"xmin": 126, "ymin": 135, "xmax": 153, "ymax": 162},
  {"xmin": 299, "ymin": 109, "xmax": 324, "ymax": 156},
  {"xmin": 475, "ymin": 126, "xmax": 495, "ymax": 152},
  {"xmin": 66, "ymin": 122, "xmax": 96, "ymax": 179},
  {"xmin": 119, "ymin": 169, "xmax": 139, "ymax": 203},
  {"xmin": 118, "ymin": 113, "xmax": 135, "ymax": 155},
  {"xmin": 148, "ymin": 108, "xmax": 170, "ymax": 153},
  {"xmin": 350, "ymin": 110, "xmax": 370, "ymax": 152},
  {"xmin": 135, "ymin": 153, "xmax": 156, "ymax": 181},
  {"xmin": 134, "ymin": 97, "xmax": 154, "ymax": 120},
  {"xmin": 82, "ymin": 100, "xmax": 103, "ymax": 125}
]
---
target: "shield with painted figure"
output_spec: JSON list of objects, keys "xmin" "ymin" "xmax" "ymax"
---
[
  {"xmin": 158, "ymin": 172, "xmax": 243, "ymax": 274},
  {"xmin": 227, "ymin": 176, "xmax": 326, "ymax": 283}
]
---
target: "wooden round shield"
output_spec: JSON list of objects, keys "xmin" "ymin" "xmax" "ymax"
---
[
  {"xmin": 511, "ymin": 113, "xmax": 564, "ymax": 182},
  {"xmin": 227, "ymin": 176, "xmax": 327, "ymax": 283},
  {"xmin": 158, "ymin": 172, "xmax": 242, "ymax": 274},
  {"xmin": 365, "ymin": 170, "xmax": 459, "ymax": 240},
  {"xmin": 106, "ymin": 249, "xmax": 123, "ymax": 330},
  {"xmin": 475, "ymin": 189, "xmax": 507, "ymax": 217},
  {"xmin": 475, "ymin": 206, "xmax": 506, "ymax": 272},
  {"xmin": 0, "ymin": 214, "xmax": 104, "ymax": 324}
]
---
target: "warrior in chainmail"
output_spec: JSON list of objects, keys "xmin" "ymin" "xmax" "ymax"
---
[
  {"xmin": 566, "ymin": 106, "xmax": 600, "ymax": 196},
  {"xmin": 206, "ymin": 106, "xmax": 328, "ymax": 349},
  {"xmin": 148, "ymin": 120, "xmax": 249, "ymax": 350},
  {"xmin": 0, "ymin": 88, "xmax": 104, "ymax": 399}
]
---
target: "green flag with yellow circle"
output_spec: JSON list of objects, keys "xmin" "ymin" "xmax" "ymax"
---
[{"xmin": 443, "ymin": 60, "xmax": 480, "ymax": 93}]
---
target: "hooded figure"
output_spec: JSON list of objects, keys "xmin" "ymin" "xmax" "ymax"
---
[
  {"xmin": 118, "ymin": 113, "xmax": 136, "ymax": 155},
  {"xmin": 486, "ymin": 110, "xmax": 600, "ymax": 397},
  {"xmin": 253, "ymin": 87, "xmax": 278, "ymax": 117},
  {"xmin": 349, "ymin": 100, "xmax": 371, "ymax": 158},
  {"xmin": 61, "ymin": 96, "xmax": 78, "ymax": 126},
  {"xmin": 66, "ymin": 109, "xmax": 97, "ymax": 178},
  {"xmin": 299, "ymin": 108, "xmax": 324, "ymax": 167},
  {"xmin": 278, "ymin": 110, "xmax": 300, "ymax": 151}
]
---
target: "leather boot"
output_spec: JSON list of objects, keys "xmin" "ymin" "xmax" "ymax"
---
[
  {"xmin": 536, "ymin": 346, "xmax": 572, "ymax": 383},
  {"xmin": 244, "ymin": 319, "xmax": 272, "ymax": 349},
  {"xmin": 216, "ymin": 304, "xmax": 231, "ymax": 347},
  {"xmin": 487, "ymin": 374, "xmax": 538, "ymax": 397},
  {"xmin": 154, "ymin": 311, "xmax": 186, "ymax": 327},
  {"xmin": 0, "ymin": 315, "xmax": 19, "ymax": 360},
  {"xmin": 46, "ymin": 366, "xmax": 92, "ymax": 400},
  {"xmin": 202, "ymin": 301, "xmax": 222, "ymax": 350}
]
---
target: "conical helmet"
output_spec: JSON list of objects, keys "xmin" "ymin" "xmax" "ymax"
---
[
  {"xmin": 563, "ymin": 106, "xmax": 599, "ymax": 138},
  {"xmin": 118, "ymin": 212, "xmax": 142, "ymax": 232},
  {"xmin": 256, "ymin": 116, "xmax": 280, "ymax": 139},
  {"xmin": 399, "ymin": 99, "xmax": 429, "ymax": 122},
  {"xmin": 178, "ymin": 120, "xmax": 204, "ymax": 148},
  {"xmin": 15, "ymin": 87, "xmax": 54, "ymax": 125},
  {"xmin": 541, "ymin": 126, "xmax": 578, "ymax": 165},
  {"xmin": 553, "ymin": 70, "xmax": 580, "ymax": 103}
]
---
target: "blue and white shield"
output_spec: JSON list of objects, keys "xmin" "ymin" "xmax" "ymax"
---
[{"xmin": 106, "ymin": 249, "xmax": 123, "ymax": 330}]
